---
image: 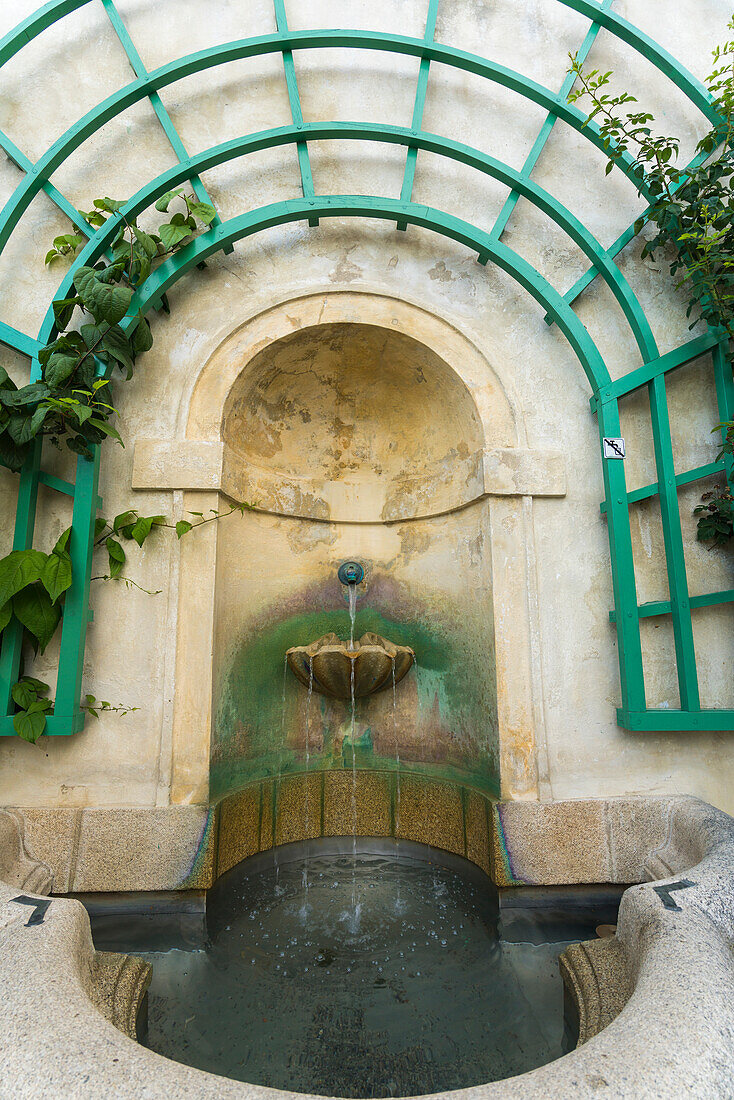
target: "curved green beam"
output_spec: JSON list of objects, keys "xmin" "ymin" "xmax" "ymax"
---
[
  {"xmin": 0, "ymin": 30, "xmax": 668, "ymax": 257},
  {"xmin": 562, "ymin": 0, "xmax": 719, "ymax": 124},
  {"xmin": 122, "ymin": 195, "xmax": 612, "ymax": 385},
  {"xmin": 37, "ymin": 122, "xmax": 659, "ymax": 365},
  {"xmin": 0, "ymin": 0, "xmax": 717, "ymax": 126},
  {"xmin": 106, "ymin": 193, "xmax": 643, "ymax": 706}
]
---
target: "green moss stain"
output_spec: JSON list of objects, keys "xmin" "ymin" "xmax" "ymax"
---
[{"xmin": 211, "ymin": 600, "xmax": 499, "ymax": 802}]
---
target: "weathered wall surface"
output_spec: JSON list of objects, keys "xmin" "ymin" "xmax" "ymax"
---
[
  {"xmin": 211, "ymin": 321, "xmax": 498, "ymax": 801},
  {"xmin": 0, "ymin": 0, "xmax": 732, "ymax": 812}
]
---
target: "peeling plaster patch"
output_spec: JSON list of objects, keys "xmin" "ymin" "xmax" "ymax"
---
[
  {"xmin": 329, "ymin": 246, "xmax": 362, "ymax": 283},
  {"xmin": 428, "ymin": 260, "xmax": 454, "ymax": 282},
  {"xmin": 286, "ymin": 521, "xmax": 338, "ymax": 555}
]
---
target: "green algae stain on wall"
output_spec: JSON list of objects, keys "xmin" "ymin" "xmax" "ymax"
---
[{"xmin": 210, "ymin": 598, "xmax": 499, "ymax": 802}]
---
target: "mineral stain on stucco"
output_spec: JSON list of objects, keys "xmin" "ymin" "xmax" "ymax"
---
[{"xmin": 211, "ymin": 597, "xmax": 499, "ymax": 802}]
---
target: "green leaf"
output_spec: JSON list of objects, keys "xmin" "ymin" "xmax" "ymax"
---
[
  {"xmin": 175, "ymin": 520, "xmax": 193, "ymax": 538},
  {"xmin": 13, "ymin": 707, "xmax": 48, "ymax": 743},
  {"xmin": 154, "ymin": 188, "xmax": 184, "ymax": 212},
  {"xmin": 100, "ymin": 326, "xmax": 134, "ymax": 375},
  {"xmin": 74, "ymin": 267, "xmax": 134, "ymax": 326},
  {"xmin": 71, "ymin": 404, "xmax": 93, "ymax": 427},
  {"xmin": 41, "ymin": 548, "xmax": 73, "ymax": 603},
  {"xmin": 0, "ymin": 601, "xmax": 11, "ymax": 633},
  {"xmin": 130, "ymin": 514, "xmax": 165, "ymax": 548},
  {"xmin": 45, "ymin": 352, "xmax": 80, "ymax": 388},
  {"xmin": 12, "ymin": 583, "xmax": 62, "ymax": 653},
  {"xmin": 159, "ymin": 221, "xmax": 193, "ymax": 250},
  {"xmin": 0, "ymin": 549, "xmax": 47, "ymax": 608},
  {"xmin": 0, "ymin": 433, "xmax": 28, "ymax": 472},
  {"xmin": 29, "ymin": 404, "xmax": 51, "ymax": 436},
  {"xmin": 88, "ymin": 418, "xmax": 123, "ymax": 445},
  {"xmin": 133, "ymin": 226, "xmax": 158, "ymax": 257},
  {"xmin": 12, "ymin": 680, "xmax": 39, "ymax": 709},
  {"xmin": 131, "ymin": 317, "xmax": 153, "ymax": 355},
  {"xmin": 80, "ymin": 322, "xmax": 104, "ymax": 349},
  {"xmin": 93, "ymin": 196, "xmax": 126, "ymax": 213},
  {"xmin": 54, "ymin": 527, "xmax": 72, "ymax": 554},
  {"xmin": 0, "ymin": 383, "xmax": 49, "ymax": 408},
  {"xmin": 113, "ymin": 510, "xmax": 137, "ymax": 533},
  {"xmin": 188, "ymin": 200, "xmax": 217, "ymax": 225},
  {"xmin": 8, "ymin": 412, "xmax": 40, "ymax": 447},
  {"xmin": 66, "ymin": 434, "xmax": 93, "ymax": 459},
  {"xmin": 52, "ymin": 233, "xmax": 83, "ymax": 253},
  {"xmin": 94, "ymin": 518, "xmax": 108, "ymax": 540},
  {"xmin": 18, "ymin": 676, "xmax": 50, "ymax": 695},
  {"xmin": 52, "ymin": 296, "xmax": 82, "ymax": 329},
  {"xmin": 106, "ymin": 537, "xmax": 126, "ymax": 578},
  {"xmin": 79, "ymin": 208, "xmax": 107, "ymax": 227}
]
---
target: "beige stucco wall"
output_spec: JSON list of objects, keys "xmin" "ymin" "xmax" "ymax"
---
[{"xmin": 0, "ymin": 0, "xmax": 732, "ymax": 812}]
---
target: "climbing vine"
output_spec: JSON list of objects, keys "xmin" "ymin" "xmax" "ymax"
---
[
  {"xmin": 0, "ymin": 190, "xmax": 253, "ymax": 741},
  {"xmin": 568, "ymin": 20, "xmax": 734, "ymax": 546}
]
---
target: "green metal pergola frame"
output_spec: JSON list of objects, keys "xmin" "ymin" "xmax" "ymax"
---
[{"xmin": 0, "ymin": 0, "xmax": 732, "ymax": 736}]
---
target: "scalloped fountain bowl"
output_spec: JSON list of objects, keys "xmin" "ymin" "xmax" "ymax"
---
[{"xmin": 286, "ymin": 632, "xmax": 415, "ymax": 699}]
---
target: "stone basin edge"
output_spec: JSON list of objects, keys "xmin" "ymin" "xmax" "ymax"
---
[{"xmin": 0, "ymin": 795, "xmax": 731, "ymax": 1099}]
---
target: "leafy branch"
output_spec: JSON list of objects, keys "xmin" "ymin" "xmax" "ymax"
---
[
  {"xmin": 0, "ymin": 189, "xmax": 255, "ymax": 741},
  {"xmin": 568, "ymin": 20, "xmax": 734, "ymax": 546}
]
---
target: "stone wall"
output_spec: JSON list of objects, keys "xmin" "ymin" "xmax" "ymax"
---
[{"xmin": 0, "ymin": 0, "xmax": 732, "ymax": 814}]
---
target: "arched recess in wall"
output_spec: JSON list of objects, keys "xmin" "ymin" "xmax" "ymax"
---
[
  {"xmin": 0, "ymin": 0, "xmax": 732, "ymax": 757},
  {"xmin": 131, "ymin": 290, "xmax": 565, "ymax": 803}
]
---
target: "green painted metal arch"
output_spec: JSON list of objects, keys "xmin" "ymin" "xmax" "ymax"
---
[
  {"xmin": 560, "ymin": 0, "xmax": 720, "ymax": 124},
  {"xmin": 108, "ymin": 193, "xmax": 643, "ymax": 711},
  {"xmin": 0, "ymin": 0, "xmax": 728, "ymax": 736},
  {"xmin": 134, "ymin": 195, "xmax": 614, "ymax": 387},
  {"xmin": 0, "ymin": 30, "xmax": 672, "ymax": 257},
  {"xmin": 0, "ymin": 0, "xmax": 718, "ymax": 126},
  {"xmin": 37, "ymin": 122, "xmax": 659, "ymax": 365}
]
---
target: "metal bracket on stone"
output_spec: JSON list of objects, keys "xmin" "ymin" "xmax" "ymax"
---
[
  {"xmin": 653, "ymin": 879, "xmax": 695, "ymax": 911},
  {"xmin": 11, "ymin": 895, "xmax": 51, "ymax": 926}
]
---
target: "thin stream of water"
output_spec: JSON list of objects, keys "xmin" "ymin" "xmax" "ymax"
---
[
  {"xmin": 349, "ymin": 656, "xmax": 359, "ymax": 927},
  {"xmin": 301, "ymin": 663, "xmax": 314, "ymax": 920},
  {"xmin": 274, "ymin": 654, "xmax": 289, "ymax": 894},
  {"xmin": 391, "ymin": 656, "xmax": 402, "ymax": 910},
  {"xmin": 348, "ymin": 583, "xmax": 357, "ymax": 647}
]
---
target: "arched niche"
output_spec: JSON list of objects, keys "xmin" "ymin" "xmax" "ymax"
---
[
  {"xmin": 133, "ymin": 292, "xmax": 565, "ymax": 806},
  {"xmin": 220, "ymin": 322, "xmax": 486, "ymax": 523}
]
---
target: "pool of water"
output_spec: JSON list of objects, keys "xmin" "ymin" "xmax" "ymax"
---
[{"xmin": 122, "ymin": 841, "xmax": 587, "ymax": 1096}]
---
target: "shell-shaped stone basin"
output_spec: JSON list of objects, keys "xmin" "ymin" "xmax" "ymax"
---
[{"xmin": 286, "ymin": 632, "xmax": 415, "ymax": 699}]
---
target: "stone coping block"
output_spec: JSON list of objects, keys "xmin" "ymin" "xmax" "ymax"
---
[
  {"xmin": 0, "ymin": 795, "xmax": 732, "ymax": 1096},
  {"xmin": 6, "ymin": 789, "xmax": 709, "ymax": 894}
]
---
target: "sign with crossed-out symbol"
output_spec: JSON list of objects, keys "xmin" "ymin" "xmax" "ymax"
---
[{"xmin": 603, "ymin": 437, "xmax": 626, "ymax": 459}]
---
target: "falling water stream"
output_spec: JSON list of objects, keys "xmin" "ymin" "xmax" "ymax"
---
[
  {"xmin": 391, "ymin": 656, "xmax": 402, "ymax": 911},
  {"xmin": 348, "ymin": 583, "xmax": 357, "ymax": 647},
  {"xmin": 274, "ymin": 655, "xmax": 289, "ymax": 895},
  {"xmin": 301, "ymin": 664, "xmax": 314, "ymax": 920},
  {"xmin": 346, "ymin": 581, "xmax": 360, "ymax": 928},
  {"xmin": 348, "ymin": 656, "xmax": 359, "ymax": 928}
]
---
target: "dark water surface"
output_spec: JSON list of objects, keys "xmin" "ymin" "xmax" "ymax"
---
[{"xmin": 125, "ymin": 843, "xmax": 584, "ymax": 1096}]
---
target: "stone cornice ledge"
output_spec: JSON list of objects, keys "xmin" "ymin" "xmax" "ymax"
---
[
  {"xmin": 0, "ymin": 796, "xmax": 732, "ymax": 1097},
  {"xmin": 132, "ymin": 439, "xmax": 566, "ymax": 523}
]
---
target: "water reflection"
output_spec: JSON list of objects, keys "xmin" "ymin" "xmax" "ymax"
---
[{"xmin": 131, "ymin": 843, "xmax": 580, "ymax": 1096}]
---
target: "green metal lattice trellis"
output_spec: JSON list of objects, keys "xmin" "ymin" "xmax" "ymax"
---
[{"xmin": 0, "ymin": 0, "xmax": 731, "ymax": 736}]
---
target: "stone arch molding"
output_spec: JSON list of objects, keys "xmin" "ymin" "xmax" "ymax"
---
[
  {"xmin": 135, "ymin": 291, "xmax": 560, "ymax": 804},
  {"xmin": 132, "ymin": 291, "xmax": 566, "ymax": 523}
]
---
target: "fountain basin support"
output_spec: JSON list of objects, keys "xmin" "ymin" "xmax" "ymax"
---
[{"xmin": 286, "ymin": 632, "xmax": 414, "ymax": 698}]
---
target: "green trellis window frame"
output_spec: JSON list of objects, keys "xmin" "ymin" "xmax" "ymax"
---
[{"xmin": 0, "ymin": 0, "xmax": 731, "ymax": 736}]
